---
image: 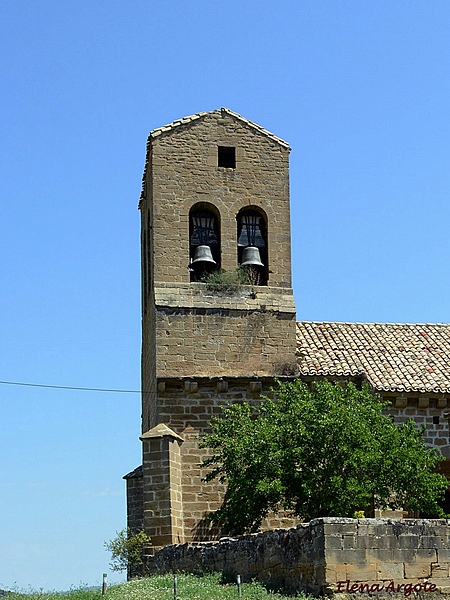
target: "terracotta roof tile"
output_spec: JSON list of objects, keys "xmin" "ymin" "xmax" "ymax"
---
[{"xmin": 296, "ymin": 322, "xmax": 450, "ymax": 394}]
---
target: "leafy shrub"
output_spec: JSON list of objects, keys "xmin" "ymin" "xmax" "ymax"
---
[
  {"xmin": 201, "ymin": 380, "xmax": 448, "ymax": 534},
  {"xmin": 104, "ymin": 528, "xmax": 151, "ymax": 573},
  {"xmin": 202, "ymin": 268, "xmax": 253, "ymax": 293}
]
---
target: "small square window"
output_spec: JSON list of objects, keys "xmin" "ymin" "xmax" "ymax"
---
[
  {"xmin": 433, "ymin": 416, "xmax": 440, "ymax": 425},
  {"xmin": 218, "ymin": 146, "xmax": 236, "ymax": 168}
]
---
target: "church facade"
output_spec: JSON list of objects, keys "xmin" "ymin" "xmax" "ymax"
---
[{"xmin": 125, "ymin": 109, "xmax": 450, "ymax": 551}]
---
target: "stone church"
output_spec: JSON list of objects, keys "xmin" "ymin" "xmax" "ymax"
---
[{"xmin": 124, "ymin": 108, "xmax": 450, "ymax": 552}]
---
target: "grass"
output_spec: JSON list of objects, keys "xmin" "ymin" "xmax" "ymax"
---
[
  {"xmin": 3, "ymin": 573, "xmax": 310, "ymax": 599},
  {"xmin": 201, "ymin": 268, "xmax": 259, "ymax": 293}
]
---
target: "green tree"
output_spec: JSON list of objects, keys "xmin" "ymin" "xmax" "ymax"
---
[
  {"xmin": 201, "ymin": 380, "xmax": 448, "ymax": 534},
  {"xmin": 104, "ymin": 528, "xmax": 151, "ymax": 573}
]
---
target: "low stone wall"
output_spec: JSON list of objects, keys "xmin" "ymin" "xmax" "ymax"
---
[{"xmin": 144, "ymin": 518, "xmax": 450, "ymax": 596}]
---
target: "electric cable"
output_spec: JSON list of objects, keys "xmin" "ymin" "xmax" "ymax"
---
[{"xmin": 0, "ymin": 380, "xmax": 141, "ymax": 393}]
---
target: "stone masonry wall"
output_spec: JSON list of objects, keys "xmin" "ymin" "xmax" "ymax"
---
[
  {"xmin": 141, "ymin": 308, "xmax": 157, "ymax": 434},
  {"xmin": 384, "ymin": 394, "xmax": 450, "ymax": 458},
  {"xmin": 144, "ymin": 518, "xmax": 450, "ymax": 596},
  {"xmin": 156, "ymin": 377, "xmax": 300, "ymax": 543},
  {"xmin": 145, "ymin": 521, "xmax": 325, "ymax": 595},
  {"xmin": 141, "ymin": 428, "xmax": 184, "ymax": 549},
  {"xmin": 140, "ymin": 193, "xmax": 158, "ymax": 435},
  {"xmin": 140, "ymin": 285, "xmax": 297, "ymax": 432},
  {"xmin": 322, "ymin": 518, "xmax": 450, "ymax": 591},
  {"xmin": 127, "ymin": 378, "xmax": 302, "ymax": 553},
  {"xmin": 151, "ymin": 283, "xmax": 297, "ymax": 381},
  {"xmin": 298, "ymin": 380, "xmax": 450, "ymax": 457},
  {"xmin": 124, "ymin": 466, "xmax": 143, "ymax": 533}
]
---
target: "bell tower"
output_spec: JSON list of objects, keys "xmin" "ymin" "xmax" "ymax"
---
[{"xmin": 131, "ymin": 108, "xmax": 297, "ymax": 548}]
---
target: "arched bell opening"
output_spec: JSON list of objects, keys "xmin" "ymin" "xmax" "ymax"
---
[
  {"xmin": 189, "ymin": 203, "xmax": 221, "ymax": 282},
  {"xmin": 236, "ymin": 207, "xmax": 268, "ymax": 286}
]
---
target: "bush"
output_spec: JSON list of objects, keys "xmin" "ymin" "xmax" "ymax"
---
[
  {"xmin": 104, "ymin": 529, "xmax": 151, "ymax": 573},
  {"xmin": 202, "ymin": 268, "xmax": 256, "ymax": 293},
  {"xmin": 201, "ymin": 380, "xmax": 448, "ymax": 534}
]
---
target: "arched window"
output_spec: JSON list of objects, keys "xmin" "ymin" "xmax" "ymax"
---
[
  {"xmin": 189, "ymin": 204, "xmax": 220, "ymax": 281},
  {"xmin": 237, "ymin": 207, "xmax": 268, "ymax": 285}
]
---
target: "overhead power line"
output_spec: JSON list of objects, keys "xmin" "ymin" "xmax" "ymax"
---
[{"xmin": 0, "ymin": 380, "xmax": 141, "ymax": 393}]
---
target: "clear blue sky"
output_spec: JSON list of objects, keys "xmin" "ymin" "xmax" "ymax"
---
[{"xmin": 1, "ymin": 0, "xmax": 449, "ymax": 591}]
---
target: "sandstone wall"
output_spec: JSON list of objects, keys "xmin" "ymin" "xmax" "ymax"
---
[
  {"xmin": 151, "ymin": 283, "xmax": 297, "ymax": 381},
  {"xmin": 124, "ymin": 465, "xmax": 143, "ymax": 532},
  {"xmin": 144, "ymin": 518, "xmax": 450, "ymax": 596},
  {"xmin": 384, "ymin": 394, "xmax": 450, "ymax": 458}
]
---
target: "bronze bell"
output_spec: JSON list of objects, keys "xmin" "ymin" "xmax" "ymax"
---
[
  {"xmin": 241, "ymin": 246, "xmax": 264, "ymax": 267},
  {"xmin": 192, "ymin": 245, "xmax": 216, "ymax": 264}
]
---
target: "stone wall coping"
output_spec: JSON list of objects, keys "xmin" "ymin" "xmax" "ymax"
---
[
  {"xmin": 155, "ymin": 301, "xmax": 297, "ymax": 313},
  {"xmin": 140, "ymin": 423, "xmax": 184, "ymax": 442},
  {"xmin": 154, "ymin": 283, "xmax": 296, "ymax": 312},
  {"xmin": 310, "ymin": 516, "xmax": 450, "ymax": 526},
  {"xmin": 156, "ymin": 375, "xmax": 297, "ymax": 384},
  {"xmin": 155, "ymin": 282, "xmax": 294, "ymax": 295},
  {"xmin": 145, "ymin": 518, "xmax": 450, "ymax": 551}
]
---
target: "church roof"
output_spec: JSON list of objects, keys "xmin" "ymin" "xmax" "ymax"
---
[{"xmin": 296, "ymin": 321, "xmax": 450, "ymax": 394}]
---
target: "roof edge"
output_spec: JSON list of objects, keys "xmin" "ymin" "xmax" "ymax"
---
[
  {"xmin": 148, "ymin": 107, "xmax": 290, "ymax": 149},
  {"xmin": 140, "ymin": 422, "xmax": 184, "ymax": 442},
  {"xmin": 150, "ymin": 110, "xmax": 210, "ymax": 138},
  {"xmin": 219, "ymin": 107, "xmax": 291, "ymax": 149}
]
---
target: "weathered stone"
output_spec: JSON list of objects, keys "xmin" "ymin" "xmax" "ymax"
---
[{"xmin": 143, "ymin": 518, "xmax": 450, "ymax": 596}]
